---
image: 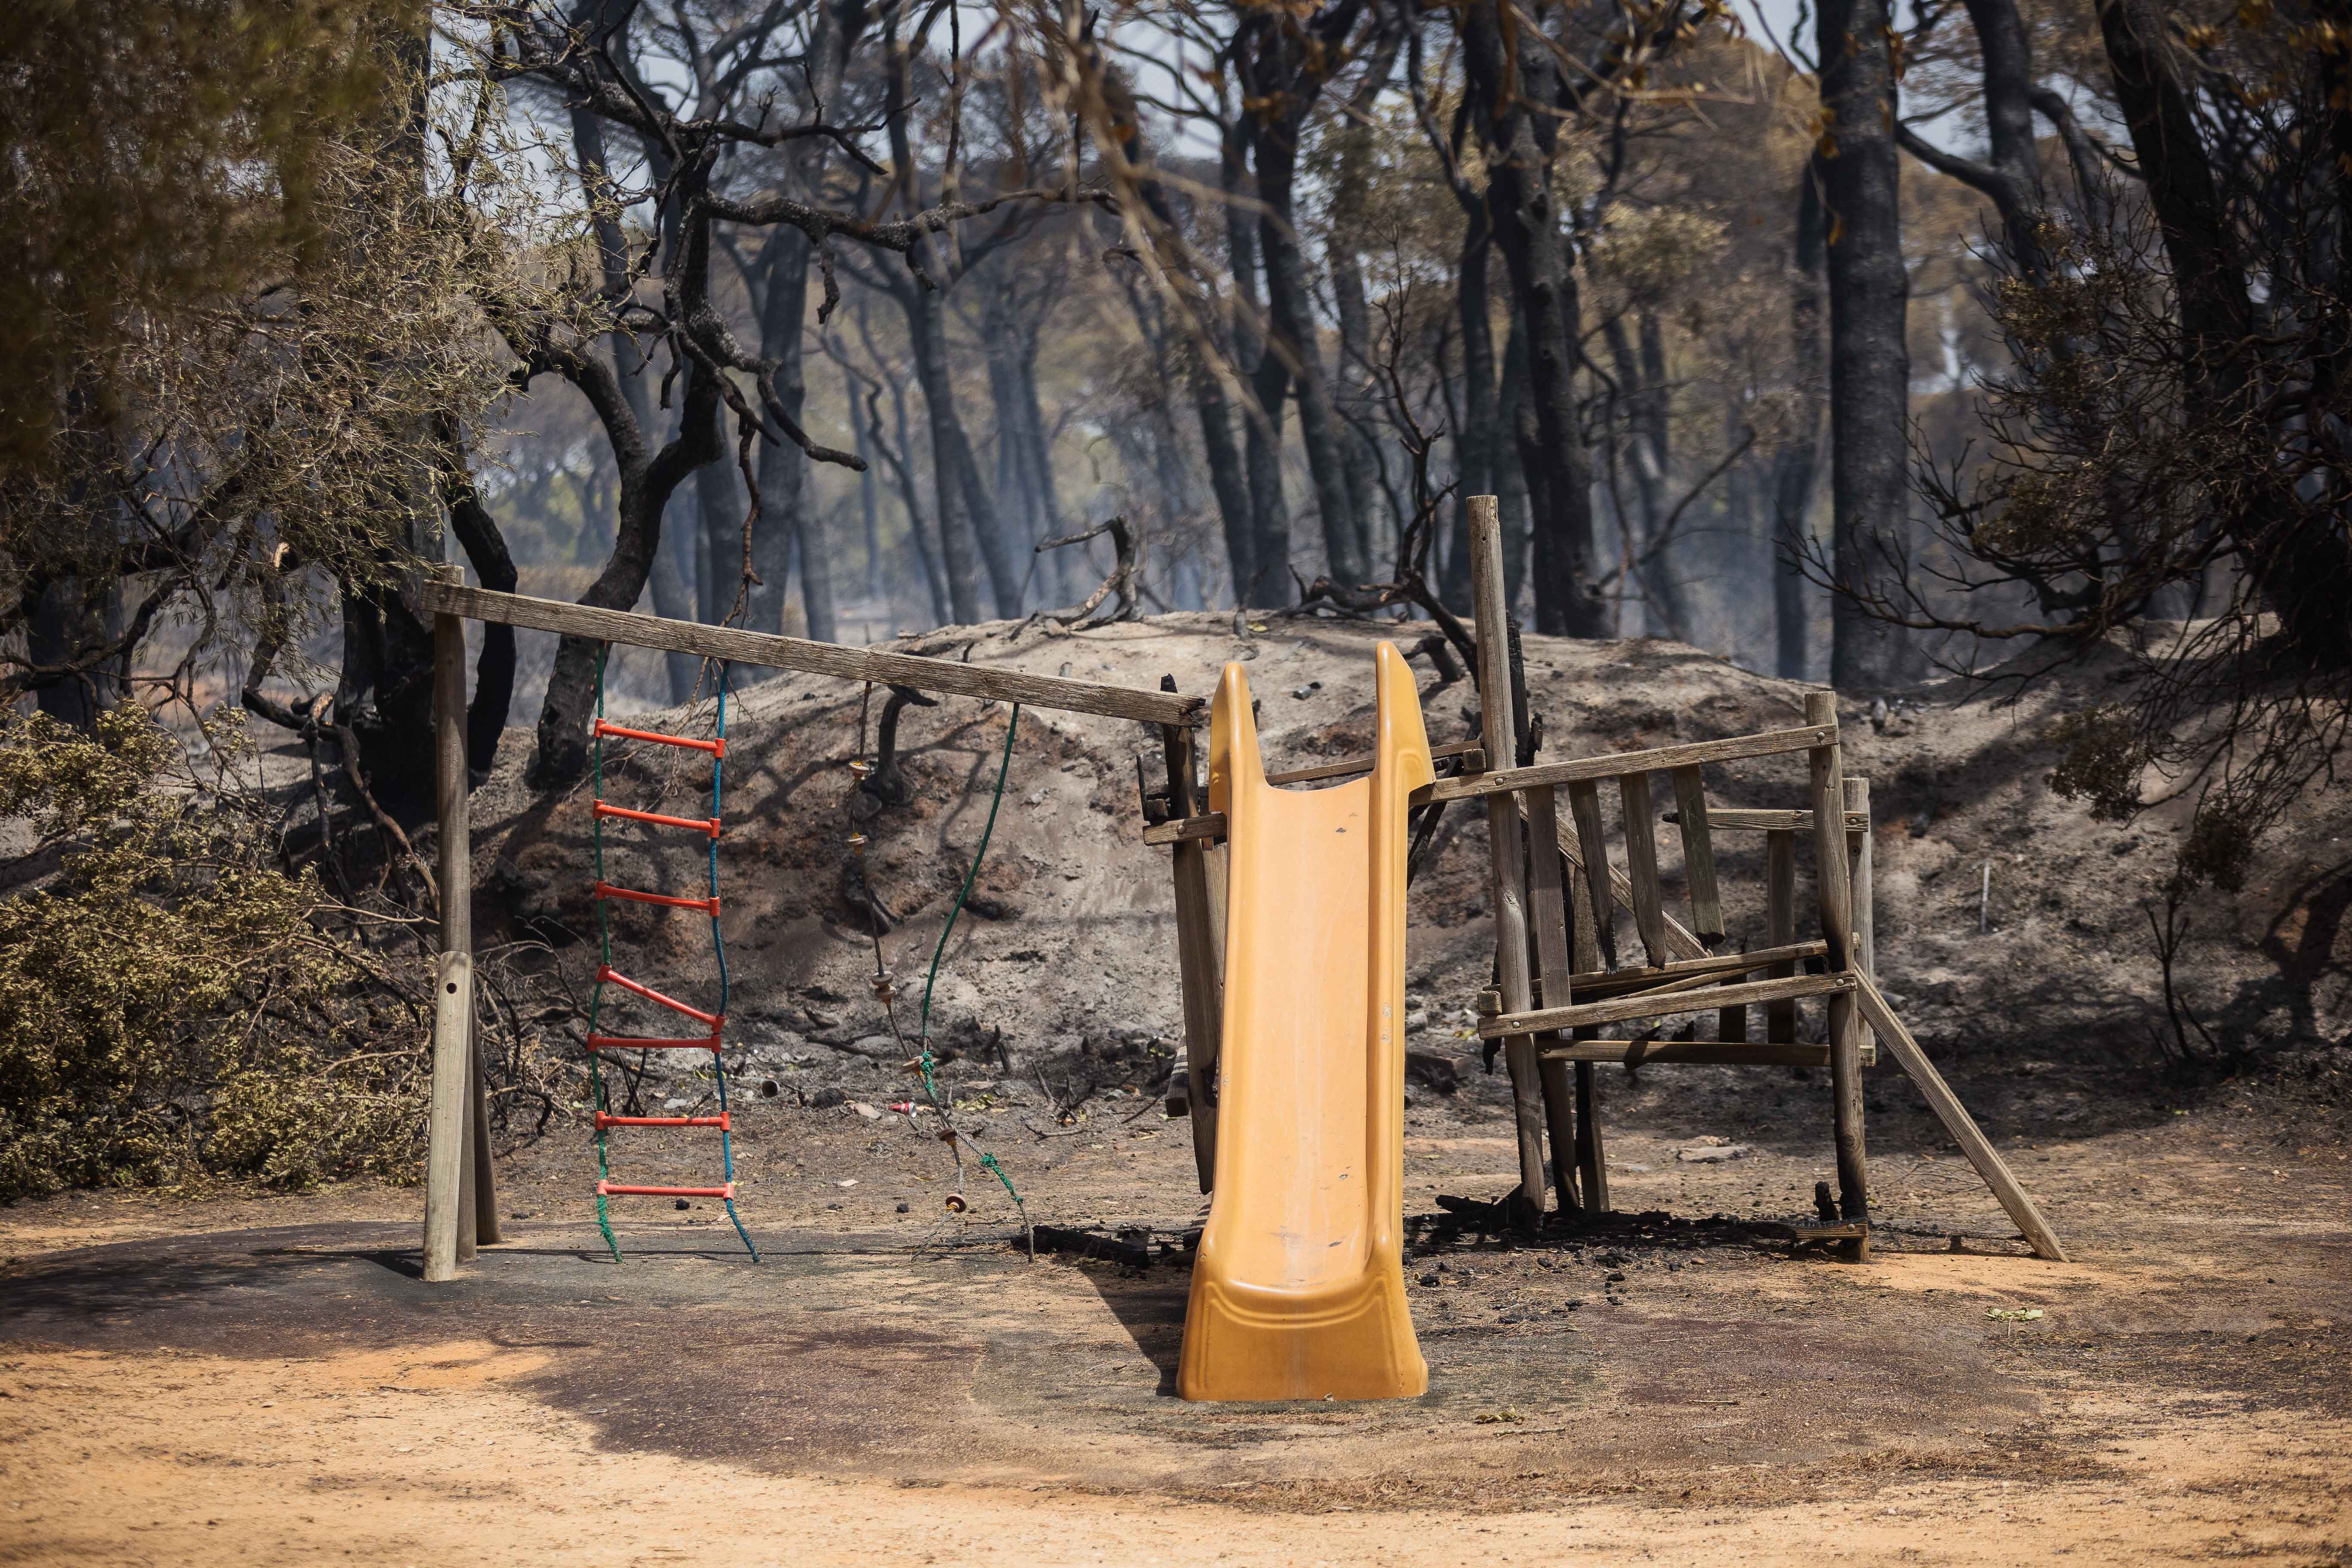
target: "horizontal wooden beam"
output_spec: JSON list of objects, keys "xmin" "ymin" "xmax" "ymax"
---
[
  {"xmin": 1668, "ymin": 807, "xmax": 1869, "ymax": 832},
  {"xmin": 1538, "ymin": 1040, "xmax": 1845, "ymax": 1066},
  {"xmin": 1426, "ymin": 724, "xmax": 1837, "ymax": 803},
  {"xmin": 1265, "ymin": 740, "xmax": 1484, "ymax": 787},
  {"xmin": 1143, "ymin": 812, "xmax": 1225, "ymax": 847},
  {"xmin": 1141, "ymin": 741, "xmax": 1488, "ymax": 843},
  {"xmin": 415, "ymin": 580, "xmax": 1202, "ymax": 727},
  {"xmin": 1483, "ymin": 971, "xmax": 1856, "ymax": 1037},
  {"xmin": 1553, "ymin": 940, "xmax": 1828, "ymax": 1000}
]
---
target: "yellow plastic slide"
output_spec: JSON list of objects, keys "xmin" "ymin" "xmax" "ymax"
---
[{"xmin": 1177, "ymin": 641, "xmax": 1433, "ymax": 1402}]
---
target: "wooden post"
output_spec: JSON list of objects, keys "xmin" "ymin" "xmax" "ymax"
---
[
  {"xmin": 1468, "ymin": 497, "xmax": 1549, "ymax": 1227},
  {"xmin": 1765, "ymin": 829, "xmax": 1797, "ymax": 1044},
  {"xmin": 1524, "ymin": 788, "xmax": 1584, "ymax": 1210},
  {"xmin": 469, "ymin": 1040, "xmax": 500, "ymax": 1246},
  {"xmin": 1164, "ymin": 720, "xmax": 1224, "ymax": 1194},
  {"xmin": 1845, "ymin": 776, "xmax": 1874, "ymax": 981},
  {"xmin": 1566, "ymin": 860, "xmax": 1609, "ymax": 1213},
  {"xmin": 1853, "ymin": 973, "xmax": 2068, "ymax": 1261},
  {"xmin": 1806, "ymin": 691, "xmax": 1868, "ymax": 1249},
  {"xmin": 424, "ymin": 567, "xmax": 475, "ymax": 1282}
]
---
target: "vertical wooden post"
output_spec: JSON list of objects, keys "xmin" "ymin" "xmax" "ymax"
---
[
  {"xmin": 469, "ymin": 1040, "xmax": 500, "ymax": 1245},
  {"xmin": 1845, "ymin": 776, "xmax": 1874, "ymax": 981},
  {"xmin": 1566, "ymin": 860, "xmax": 1609, "ymax": 1212},
  {"xmin": 1806, "ymin": 692, "xmax": 1868, "ymax": 1248},
  {"xmin": 1467, "ymin": 497, "xmax": 1548, "ymax": 1227},
  {"xmin": 1523, "ymin": 788, "xmax": 1583, "ymax": 1210},
  {"xmin": 1164, "ymin": 720, "xmax": 1224, "ymax": 1194},
  {"xmin": 1764, "ymin": 829, "xmax": 1797, "ymax": 1044},
  {"xmin": 424, "ymin": 566, "xmax": 475, "ymax": 1282}
]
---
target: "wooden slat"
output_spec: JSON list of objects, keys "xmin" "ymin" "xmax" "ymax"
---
[
  {"xmin": 1563, "ymin": 940, "xmax": 1827, "ymax": 998},
  {"xmin": 1541, "ymin": 1038, "xmax": 1873, "ymax": 1067},
  {"xmin": 1524, "ymin": 786, "xmax": 1584, "ymax": 1212},
  {"xmin": 1264, "ymin": 740, "xmax": 1484, "ymax": 786},
  {"xmin": 1563, "ymin": 779, "xmax": 1618, "ymax": 969},
  {"xmin": 1426, "ymin": 723, "xmax": 1836, "ymax": 802},
  {"xmin": 1853, "ymin": 972, "xmax": 2067, "ymax": 1261},
  {"xmin": 1618, "ymin": 771, "xmax": 1671, "ymax": 965},
  {"xmin": 1765, "ymin": 828, "xmax": 1798, "ymax": 1044},
  {"xmin": 1483, "ymin": 972, "xmax": 1856, "ymax": 1037},
  {"xmin": 1566, "ymin": 860, "xmax": 1609, "ymax": 1211},
  {"xmin": 1468, "ymin": 499, "xmax": 1549, "ymax": 1228},
  {"xmin": 1671, "ymin": 766, "xmax": 1725, "ymax": 943},
  {"xmin": 415, "ymin": 580, "xmax": 1201, "ymax": 727},
  {"xmin": 1672, "ymin": 807, "xmax": 1869, "ymax": 832},
  {"xmin": 1807, "ymin": 692, "xmax": 1868, "ymax": 1243},
  {"xmin": 1541, "ymin": 1040, "xmax": 1837, "ymax": 1066},
  {"xmin": 1143, "ymin": 812, "xmax": 1225, "ymax": 847}
]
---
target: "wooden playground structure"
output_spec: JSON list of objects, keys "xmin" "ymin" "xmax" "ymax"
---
[{"xmin": 415, "ymin": 496, "xmax": 2064, "ymax": 1285}]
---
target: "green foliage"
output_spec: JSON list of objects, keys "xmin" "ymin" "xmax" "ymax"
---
[
  {"xmin": 0, "ymin": 0, "xmax": 416, "ymax": 471},
  {"xmin": 0, "ymin": 706, "xmax": 425, "ymax": 1200},
  {"xmin": 2044, "ymin": 705, "xmax": 2148, "ymax": 822}
]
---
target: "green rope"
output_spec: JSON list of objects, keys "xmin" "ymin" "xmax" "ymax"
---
[
  {"xmin": 913, "ymin": 705, "xmax": 1028, "ymax": 1222},
  {"xmin": 916, "ymin": 702, "xmax": 1020, "ymax": 1078}
]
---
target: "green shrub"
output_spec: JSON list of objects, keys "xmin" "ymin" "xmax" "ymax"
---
[{"xmin": 0, "ymin": 705, "xmax": 425, "ymax": 1199}]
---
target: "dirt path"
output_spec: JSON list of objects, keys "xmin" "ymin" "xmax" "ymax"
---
[
  {"xmin": 4, "ymin": 1101, "xmax": 2349, "ymax": 1566},
  {"xmin": 3, "ymin": 1334, "xmax": 2344, "ymax": 1567}
]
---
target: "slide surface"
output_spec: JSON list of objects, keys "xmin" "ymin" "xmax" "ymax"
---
[{"xmin": 1176, "ymin": 641, "xmax": 1433, "ymax": 1402}]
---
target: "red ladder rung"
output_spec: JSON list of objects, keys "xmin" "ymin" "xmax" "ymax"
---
[
  {"xmin": 594, "ymin": 719, "xmax": 724, "ymax": 757},
  {"xmin": 597, "ymin": 1181, "xmax": 736, "ymax": 1199},
  {"xmin": 593, "ymin": 801, "xmax": 721, "ymax": 838},
  {"xmin": 594, "ymin": 881, "xmax": 721, "ymax": 915},
  {"xmin": 594, "ymin": 967, "xmax": 721, "ymax": 1027},
  {"xmin": 586, "ymin": 1033, "xmax": 722, "ymax": 1052},
  {"xmin": 596, "ymin": 1112, "xmax": 730, "ymax": 1130}
]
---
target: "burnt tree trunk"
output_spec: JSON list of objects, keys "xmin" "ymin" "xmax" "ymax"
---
[
  {"xmin": 1249, "ymin": 113, "xmax": 1366, "ymax": 588},
  {"xmin": 752, "ymin": 230, "xmax": 833, "ymax": 641},
  {"xmin": 1772, "ymin": 172, "xmax": 1827, "ymax": 681},
  {"xmin": 1817, "ymin": 0, "xmax": 1912, "ymax": 690},
  {"xmin": 1460, "ymin": 0, "xmax": 1607, "ymax": 636},
  {"xmin": 1226, "ymin": 118, "xmax": 1291, "ymax": 604},
  {"xmin": 1443, "ymin": 213, "xmax": 1497, "ymax": 611}
]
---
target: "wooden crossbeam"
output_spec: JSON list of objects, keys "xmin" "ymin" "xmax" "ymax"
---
[
  {"xmin": 1263, "ymin": 740, "xmax": 1484, "ymax": 786},
  {"xmin": 1425, "ymin": 723, "xmax": 1835, "ymax": 803},
  {"xmin": 1554, "ymin": 940, "xmax": 1828, "ymax": 999},
  {"xmin": 1671, "ymin": 806, "xmax": 1870, "ymax": 832},
  {"xmin": 1484, "ymin": 972, "xmax": 1856, "ymax": 1037},
  {"xmin": 415, "ymin": 580, "xmax": 1201, "ymax": 727},
  {"xmin": 1540, "ymin": 1040, "xmax": 1839, "ymax": 1066},
  {"xmin": 1143, "ymin": 811, "xmax": 1226, "ymax": 847}
]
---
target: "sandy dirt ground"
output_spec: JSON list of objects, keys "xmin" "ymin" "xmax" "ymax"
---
[{"xmin": 3, "ymin": 1098, "xmax": 2346, "ymax": 1568}]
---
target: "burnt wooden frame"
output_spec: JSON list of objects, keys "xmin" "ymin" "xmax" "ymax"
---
[{"xmin": 416, "ymin": 568, "xmax": 1211, "ymax": 1281}]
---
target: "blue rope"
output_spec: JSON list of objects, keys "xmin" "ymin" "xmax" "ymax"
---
[{"xmin": 711, "ymin": 664, "xmax": 757, "ymax": 1261}]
